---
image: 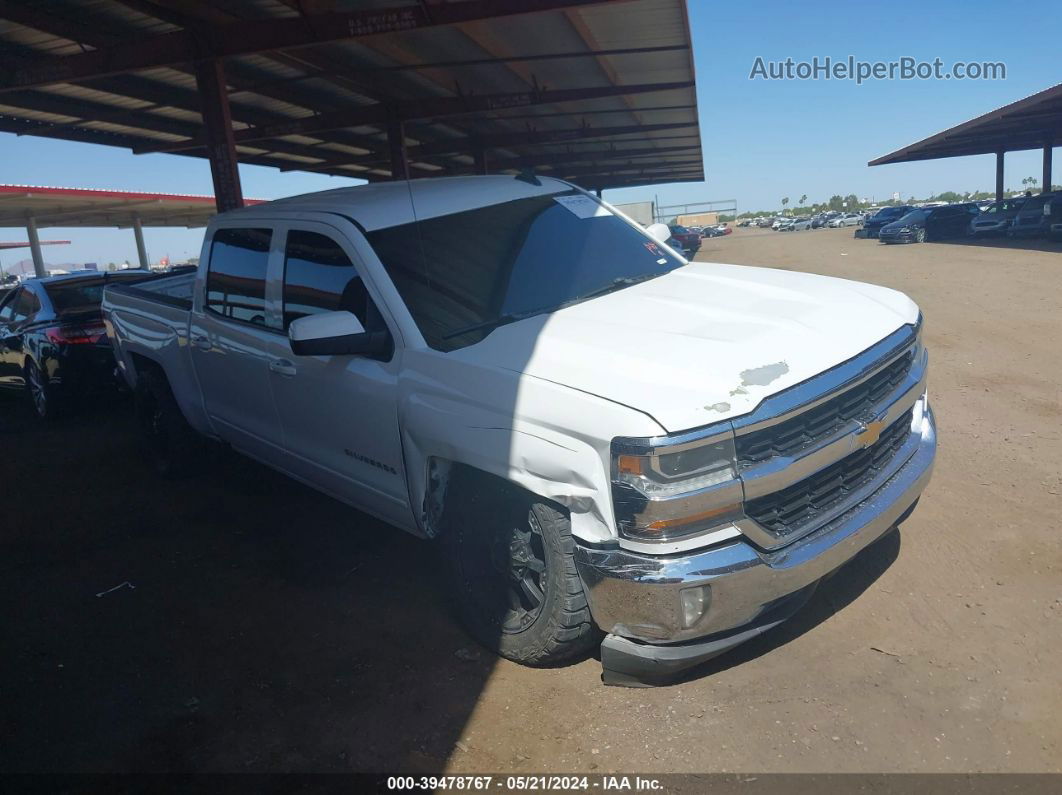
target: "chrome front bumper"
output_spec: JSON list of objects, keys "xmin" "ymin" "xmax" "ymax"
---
[{"xmin": 576, "ymin": 403, "xmax": 936, "ymax": 683}]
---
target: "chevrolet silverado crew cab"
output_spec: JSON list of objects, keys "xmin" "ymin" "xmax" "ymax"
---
[{"xmin": 103, "ymin": 176, "xmax": 935, "ymax": 686}]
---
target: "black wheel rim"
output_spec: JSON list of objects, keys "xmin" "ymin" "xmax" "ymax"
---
[
  {"xmin": 27, "ymin": 364, "xmax": 46, "ymax": 417},
  {"xmin": 472, "ymin": 509, "xmax": 548, "ymax": 634}
]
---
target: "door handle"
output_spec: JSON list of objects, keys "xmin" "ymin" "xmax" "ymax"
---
[
  {"xmin": 269, "ymin": 358, "xmax": 297, "ymax": 377},
  {"xmin": 191, "ymin": 334, "xmax": 212, "ymax": 351}
]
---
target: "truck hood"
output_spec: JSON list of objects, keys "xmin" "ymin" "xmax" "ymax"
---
[{"xmin": 462, "ymin": 261, "xmax": 919, "ymax": 433}]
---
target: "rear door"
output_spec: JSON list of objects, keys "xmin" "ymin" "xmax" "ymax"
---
[{"xmin": 188, "ymin": 225, "xmax": 287, "ymax": 462}]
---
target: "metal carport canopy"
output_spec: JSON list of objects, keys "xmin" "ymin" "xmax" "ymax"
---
[
  {"xmin": 0, "ymin": 0, "xmax": 703, "ymax": 208},
  {"xmin": 0, "ymin": 183, "xmax": 266, "ymax": 275},
  {"xmin": 868, "ymin": 82, "xmax": 1060, "ymax": 203}
]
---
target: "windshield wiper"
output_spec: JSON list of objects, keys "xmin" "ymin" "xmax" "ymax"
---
[
  {"xmin": 442, "ymin": 274, "xmax": 665, "ymax": 341},
  {"xmin": 442, "ymin": 307, "xmax": 550, "ymax": 340}
]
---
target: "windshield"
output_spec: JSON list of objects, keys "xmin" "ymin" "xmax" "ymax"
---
[
  {"xmin": 896, "ymin": 210, "xmax": 928, "ymax": 225},
  {"xmin": 44, "ymin": 272, "xmax": 148, "ymax": 315},
  {"xmin": 872, "ymin": 207, "xmax": 907, "ymax": 221},
  {"xmin": 982, "ymin": 199, "xmax": 1025, "ymax": 215},
  {"xmin": 1019, "ymin": 195, "xmax": 1048, "ymax": 212},
  {"xmin": 366, "ymin": 189, "xmax": 685, "ymax": 352}
]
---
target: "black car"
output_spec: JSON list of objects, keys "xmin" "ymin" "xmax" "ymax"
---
[
  {"xmin": 0, "ymin": 271, "xmax": 149, "ymax": 419},
  {"xmin": 1009, "ymin": 192, "xmax": 1059, "ymax": 239},
  {"xmin": 878, "ymin": 203, "xmax": 981, "ymax": 244},
  {"xmin": 859, "ymin": 205, "xmax": 916, "ymax": 238}
]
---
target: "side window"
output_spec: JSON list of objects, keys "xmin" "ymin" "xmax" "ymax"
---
[
  {"xmin": 205, "ymin": 228, "xmax": 272, "ymax": 326},
  {"xmin": 0, "ymin": 289, "xmax": 19, "ymax": 323},
  {"xmin": 12, "ymin": 288, "xmax": 39, "ymax": 322},
  {"xmin": 282, "ymin": 229, "xmax": 368, "ymax": 330}
]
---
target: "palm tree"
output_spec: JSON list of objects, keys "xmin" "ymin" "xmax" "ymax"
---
[
  {"xmin": 781, "ymin": 197, "xmax": 789, "ymax": 214},
  {"xmin": 799, "ymin": 194, "xmax": 807, "ymax": 208}
]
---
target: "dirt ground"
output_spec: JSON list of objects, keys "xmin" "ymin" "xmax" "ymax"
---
[{"xmin": 1, "ymin": 226, "xmax": 1059, "ymax": 774}]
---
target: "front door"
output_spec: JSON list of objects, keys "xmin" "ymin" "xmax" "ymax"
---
[{"xmin": 266, "ymin": 222, "xmax": 410, "ymax": 527}]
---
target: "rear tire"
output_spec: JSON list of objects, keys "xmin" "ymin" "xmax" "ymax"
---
[
  {"xmin": 441, "ymin": 468, "xmax": 598, "ymax": 666},
  {"xmin": 25, "ymin": 359, "xmax": 61, "ymax": 421},
  {"xmin": 134, "ymin": 368, "xmax": 200, "ymax": 478}
]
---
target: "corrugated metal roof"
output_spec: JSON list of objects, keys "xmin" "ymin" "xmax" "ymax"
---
[
  {"xmin": 0, "ymin": 183, "xmax": 267, "ymax": 228},
  {"xmin": 0, "ymin": 0, "xmax": 703, "ymax": 191},
  {"xmin": 870, "ymin": 82, "xmax": 1062, "ymax": 166}
]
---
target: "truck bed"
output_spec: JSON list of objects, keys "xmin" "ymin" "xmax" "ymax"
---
[
  {"xmin": 103, "ymin": 271, "xmax": 199, "ymax": 406},
  {"xmin": 105, "ymin": 270, "xmax": 195, "ymax": 310}
]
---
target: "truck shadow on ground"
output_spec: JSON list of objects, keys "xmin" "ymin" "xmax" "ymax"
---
[
  {"xmin": 0, "ymin": 389, "xmax": 904, "ymax": 771},
  {"xmin": 0, "ymin": 396, "xmax": 496, "ymax": 773}
]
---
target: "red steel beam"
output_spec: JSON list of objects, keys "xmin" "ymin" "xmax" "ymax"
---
[
  {"xmin": 135, "ymin": 81, "xmax": 694, "ymax": 155},
  {"xmin": 405, "ymin": 122, "xmax": 698, "ymax": 158},
  {"xmin": 0, "ymin": 0, "xmax": 632, "ymax": 91},
  {"xmin": 195, "ymin": 58, "xmax": 243, "ymax": 212}
]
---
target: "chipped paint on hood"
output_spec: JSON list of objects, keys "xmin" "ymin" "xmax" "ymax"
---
[{"xmin": 457, "ymin": 261, "xmax": 920, "ymax": 433}]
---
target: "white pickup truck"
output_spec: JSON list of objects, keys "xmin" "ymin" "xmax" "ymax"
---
[{"xmin": 103, "ymin": 175, "xmax": 935, "ymax": 686}]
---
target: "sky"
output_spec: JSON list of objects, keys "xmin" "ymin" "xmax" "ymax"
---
[{"xmin": 2, "ymin": 0, "xmax": 1060, "ymax": 267}]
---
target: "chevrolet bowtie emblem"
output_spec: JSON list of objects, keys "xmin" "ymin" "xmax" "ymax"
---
[{"xmin": 855, "ymin": 419, "xmax": 887, "ymax": 449}]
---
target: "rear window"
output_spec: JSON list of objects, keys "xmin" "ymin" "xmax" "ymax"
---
[
  {"xmin": 44, "ymin": 272, "xmax": 148, "ymax": 315},
  {"xmin": 206, "ymin": 228, "xmax": 272, "ymax": 326}
]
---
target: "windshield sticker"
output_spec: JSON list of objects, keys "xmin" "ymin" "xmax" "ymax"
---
[
  {"xmin": 554, "ymin": 195, "xmax": 612, "ymax": 219},
  {"xmin": 642, "ymin": 242, "xmax": 669, "ymax": 265}
]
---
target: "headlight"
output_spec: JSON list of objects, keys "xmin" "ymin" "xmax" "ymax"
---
[{"xmin": 611, "ymin": 429, "xmax": 743, "ymax": 542}]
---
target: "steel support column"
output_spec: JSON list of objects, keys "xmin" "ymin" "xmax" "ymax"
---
[
  {"xmin": 26, "ymin": 215, "xmax": 46, "ymax": 278},
  {"xmin": 194, "ymin": 58, "xmax": 244, "ymax": 212},
  {"xmin": 1043, "ymin": 137, "xmax": 1054, "ymax": 193},
  {"xmin": 473, "ymin": 148, "xmax": 488, "ymax": 175},
  {"xmin": 132, "ymin": 214, "xmax": 148, "ymax": 269},
  {"xmin": 995, "ymin": 150, "xmax": 1005, "ymax": 204},
  {"xmin": 388, "ymin": 114, "xmax": 409, "ymax": 181}
]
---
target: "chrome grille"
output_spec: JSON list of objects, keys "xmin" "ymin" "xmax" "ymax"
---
[
  {"xmin": 745, "ymin": 408, "xmax": 913, "ymax": 537},
  {"xmin": 736, "ymin": 351, "xmax": 913, "ymax": 468}
]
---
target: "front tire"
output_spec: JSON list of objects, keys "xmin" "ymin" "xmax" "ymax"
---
[
  {"xmin": 441, "ymin": 470, "xmax": 598, "ymax": 666},
  {"xmin": 916, "ymin": 228, "xmax": 927, "ymax": 243}
]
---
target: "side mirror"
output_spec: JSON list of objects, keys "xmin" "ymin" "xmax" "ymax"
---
[
  {"xmin": 288, "ymin": 310, "xmax": 390, "ymax": 357},
  {"xmin": 646, "ymin": 222, "xmax": 671, "ymax": 243}
]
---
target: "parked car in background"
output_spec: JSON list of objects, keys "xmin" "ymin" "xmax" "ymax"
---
[
  {"xmin": 1046, "ymin": 198, "xmax": 1062, "ymax": 240},
  {"xmin": 686, "ymin": 226, "xmax": 704, "ymax": 238},
  {"xmin": 786, "ymin": 217, "xmax": 813, "ymax": 231},
  {"xmin": 859, "ymin": 206, "xmax": 916, "ymax": 238},
  {"xmin": 969, "ymin": 197, "xmax": 1027, "ymax": 237},
  {"xmin": 0, "ymin": 270, "xmax": 150, "ymax": 419},
  {"xmin": 828, "ymin": 213, "xmax": 863, "ymax": 228},
  {"xmin": 1009, "ymin": 192, "xmax": 1059, "ymax": 238},
  {"xmin": 736, "ymin": 219, "xmax": 752, "ymax": 227},
  {"xmin": 668, "ymin": 224, "xmax": 702, "ymax": 254},
  {"xmin": 878, "ymin": 203, "xmax": 980, "ymax": 244},
  {"xmin": 102, "ymin": 175, "xmax": 935, "ymax": 685}
]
